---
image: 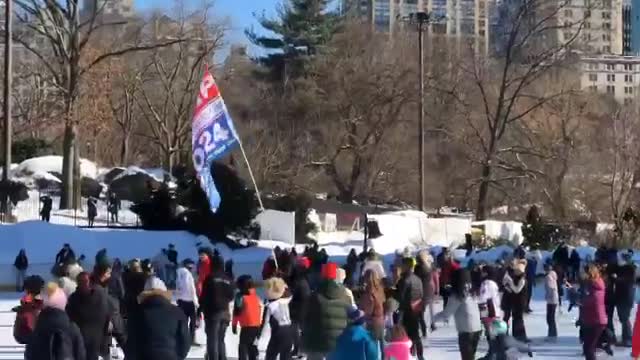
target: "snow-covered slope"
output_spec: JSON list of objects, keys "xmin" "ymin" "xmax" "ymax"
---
[{"xmin": 13, "ymin": 156, "xmax": 98, "ymax": 179}]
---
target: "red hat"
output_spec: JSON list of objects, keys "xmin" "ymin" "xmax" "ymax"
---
[
  {"xmin": 298, "ymin": 257, "xmax": 311, "ymax": 270},
  {"xmin": 322, "ymin": 263, "xmax": 338, "ymax": 280}
]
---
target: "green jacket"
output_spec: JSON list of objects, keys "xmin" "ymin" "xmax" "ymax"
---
[{"xmin": 303, "ymin": 280, "xmax": 352, "ymax": 353}]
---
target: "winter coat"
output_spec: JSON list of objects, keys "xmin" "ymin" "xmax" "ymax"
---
[
  {"xmin": 199, "ymin": 271, "xmax": 234, "ymax": 320},
  {"xmin": 395, "ymin": 271, "xmax": 424, "ymax": 317},
  {"xmin": 615, "ymin": 264, "xmax": 636, "ymax": 306},
  {"xmin": 108, "ymin": 273, "xmax": 125, "ymax": 304},
  {"xmin": 55, "ymin": 248, "xmax": 76, "ymax": 267},
  {"xmin": 526, "ymin": 259, "xmax": 537, "ymax": 283},
  {"xmin": 233, "ymin": 289, "xmax": 262, "ymax": 328},
  {"xmin": 175, "ymin": 267, "xmax": 199, "ymax": 307},
  {"xmin": 260, "ymin": 297, "xmax": 293, "ymax": 337},
  {"xmin": 440, "ymin": 260, "xmax": 461, "ymax": 287},
  {"xmin": 414, "ymin": 262, "xmax": 435, "ymax": 302},
  {"xmin": 167, "ymin": 249, "xmax": 178, "ymax": 265},
  {"xmin": 289, "ymin": 272, "xmax": 311, "ymax": 322},
  {"xmin": 123, "ymin": 271, "xmax": 146, "ymax": 318},
  {"xmin": 631, "ymin": 303, "xmax": 640, "ymax": 357},
  {"xmin": 479, "ymin": 279, "xmax": 501, "ymax": 319},
  {"xmin": 433, "ymin": 294, "xmax": 482, "ymax": 333},
  {"xmin": 14, "ymin": 252, "xmax": 28, "ymax": 271},
  {"xmin": 330, "ymin": 324, "xmax": 379, "ymax": 360},
  {"xmin": 501, "ymin": 273, "xmax": 527, "ymax": 313},
  {"xmin": 358, "ymin": 287, "xmax": 385, "ymax": 330},
  {"xmin": 66, "ymin": 287, "xmax": 110, "ymax": 360},
  {"xmin": 384, "ymin": 338, "xmax": 412, "ymax": 360},
  {"xmin": 25, "ymin": 307, "xmax": 86, "ymax": 360},
  {"xmin": 59, "ymin": 277, "xmax": 78, "ymax": 298},
  {"xmin": 197, "ymin": 256, "xmax": 211, "ymax": 296},
  {"xmin": 581, "ymin": 277, "xmax": 607, "ymax": 326},
  {"xmin": 361, "ymin": 260, "xmax": 386, "ymax": 281},
  {"xmin": 303, "ymin": 280, "xmax": 352, "ymax": 353},
  {"xmin": 544, "ymin": 271, "xmax": 559, "ymax": 305},
  {"xmin": 262, "ymin": 258, "xmax": 277, "ymax": 280},
  {"xmin": 94, "ymin": 280, "xmax": 127, "ymax": 351},
  {"xmin": 125, "ymin": 290, "xmax": 190, "ymax": 360}
]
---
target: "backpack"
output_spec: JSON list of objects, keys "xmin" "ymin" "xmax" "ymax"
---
[{"xmin": 13, "ymin": 304, "xmax": 38, "ymax": 344}]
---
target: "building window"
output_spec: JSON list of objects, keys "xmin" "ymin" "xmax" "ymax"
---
[
  {"xmin": 589, "ymin": 63, "xmax": 598, "ymax": 70},
  {"xmin": 626, "ymin": 74, "xmax": 633, "ymax": 82},
  {"xmin": 606, "ymin": 63, "xmax": 615, "ymax": 70},
  {"xmin": 603, "ymin": 45, "xmax": 611, "ymax": 53},
  {"xmin": 625, "ymin": 86, "xmax": 634, "ymax": 94},
  {"xmin": 585, "ymin": 9, "xmax": 591, "ymax": 18},
  {"xmin": 565, "ymin": 9, "xmax": 573, "ymax": 17},
  {"xmin": 625, "ymin": 98, "xmax": 633, "ymax": 105},
  {"xmin": 479, "ymin": 29, "xmax": 485, "ymax": 36},
  {"xmin": 607, "ymin": 85, "xmax": 615, "ymax": 94},
  {"xmin": 607, "ymin": 74, "xmax": 616, "ymax": 82},
  {"xmin": 603, "ymin": 22, "xmax": 611, "ymax": 29},
  {"xmin": 602, "ymin": 12, "xmax": 611, "ymax": 19},
  {"xmin": 589, "ymin": 85, "xmax": 598, "ymax": 92},
  {"xmin": 624, "ymin": 64, "xmax": 634, "ymax": 71},
  {"xmin": 589, "ymin": 74, "xmax": 598, "ymax": 81}
]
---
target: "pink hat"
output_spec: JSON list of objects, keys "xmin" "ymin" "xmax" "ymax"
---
[{"xmin": 43, "ymin": 282, "xmax": 67, "ymax": 311}]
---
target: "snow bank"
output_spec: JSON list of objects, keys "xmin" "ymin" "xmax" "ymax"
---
[
  {"xmin": 14, "ymin": 156, "xmax": 98, "ymax": 179},
  {"xmin": 111, "ymin": 166, "xmax": 172, "ymax": 183}
]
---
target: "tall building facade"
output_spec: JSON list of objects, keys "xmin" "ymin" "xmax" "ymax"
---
[
  {"xmin": 343, "ymin": 0, "xmax": 494, "ymax": 54},
  {"xmin": 83, "ymin": 0, "xmax": 134, "ymax": 18},
  {"xmin": 557, "ymin": 0, "xmax": 624, "ymax": 54}
]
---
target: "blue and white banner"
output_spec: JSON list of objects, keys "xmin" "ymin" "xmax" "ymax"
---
[{"xmin": 192, "ymin": 70, "xmax": 239, "ymax": 211}]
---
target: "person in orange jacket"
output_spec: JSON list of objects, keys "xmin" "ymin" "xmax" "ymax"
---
[{"xmin": 233, "ymin": 275, "xmax": 262, "ymax": 360}]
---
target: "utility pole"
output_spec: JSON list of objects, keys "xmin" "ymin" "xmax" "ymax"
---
[{"xmin": 2, "ymin": 0, "xmax": 12, "ymax": 218}]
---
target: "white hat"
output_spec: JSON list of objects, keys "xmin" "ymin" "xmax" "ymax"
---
[{"xmin": 144, "ymin": 276, "xmax": 167, "ymax": 292}]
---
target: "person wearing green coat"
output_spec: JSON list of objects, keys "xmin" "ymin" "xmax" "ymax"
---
[{"xmin": 303, "ymin": 263, "xmax": 352, "ymax": 360}]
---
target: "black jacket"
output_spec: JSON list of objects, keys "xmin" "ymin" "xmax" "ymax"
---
[
  {"xmin": 125, "ymin": 291, "xmax": 190, "ymax": 360},
  {"xmin": 414, "ymin": 263, "xmax": 434, "ymax": 302},
  {"xmin": 615, "ymin": 264, "xmax": 636, "ymax": 306},
  {"xmin": 94, "ymin": 281, "xmax": 127, "ymax": 350},
  {"xmin": 14, "ymin": 253, "xmax": 28, "ymax": 270},
  {"xmin": 289, "ymin": 271, "xmax": 311, "ymax": 322},
  {"xmin": 123, "ymin": 271, "xmax": 147, "ymax": 317},
  {"xmin": 25, "ymin": 307, "xmax": 86, "ymax": 360},
  {"xmin": 167, "ymin": 249, "xmax": 178, "ymax": 265},
  {"xmin": 66, "ymin": 287, "xmax": 110, "ymax": 360},
  {"xmin": 199, "ymin": 271, "xmax": 234, "ymax": 320},
  {"xmin": 55, "ymin": 248, "xmax": 76, "ymax": 266}
]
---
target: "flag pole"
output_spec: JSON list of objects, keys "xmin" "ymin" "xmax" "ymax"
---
[{"xmin": 236, "ymin": 138, "xmax": 265, "ymax": 212}]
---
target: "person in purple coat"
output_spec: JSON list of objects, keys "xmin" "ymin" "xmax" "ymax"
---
[{"xmin": 580, "ymin": 264, "xmax": 608, "ymax": 360}]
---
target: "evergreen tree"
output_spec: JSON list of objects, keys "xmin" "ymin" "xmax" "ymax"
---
[{"xmin": 246, "ymin": 0, "xmax": 340, "ymax": 82}]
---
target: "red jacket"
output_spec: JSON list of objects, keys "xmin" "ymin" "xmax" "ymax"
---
[
  {"xmin": 197, "ymin": 256, "xmax": 211, "ymax": 297},
  {"xmin": 581, "ymin": 278, "xmax": 607, "ymax": 326},
  {"xmin": 440, "ymin": 260, "xmax": 461, "ymax": 285},
  {"xmin": 632, "ymin": 303, "xmax": 640, "ymax": 357}
]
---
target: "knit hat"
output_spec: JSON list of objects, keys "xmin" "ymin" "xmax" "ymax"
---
[
  {"xmin": 144, "ymin": 276, "xmax": 167, "ymax": 292},
  {"xmin": 322, "ymin": 263, "xmax": 339, "ymax": 280},
  {"xmin": 298, "ymin": 257, "xmax": 311, "ymax": 270},
  {"xmin": 348, "ymin": 307, "xmax": 366, "ymax": 325},
  {"xmin": 264, "ymin": 277, "xmax": 287, "ymax": 300},
  {"xmin": 43, "ymin": 282, "xmax": 67, "ymax": 310}
]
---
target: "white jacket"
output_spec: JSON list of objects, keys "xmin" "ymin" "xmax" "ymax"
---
[
  {"xmin": 362, "ymin": 260, "xmax": 386, "ymax": 280},
  {"xmin": 175, "ymin": 267, "xmax": 199, "ymax": 307},
  {"xmin": 480, "ymin": 279, "xmax": 502, "ymax": 318}
]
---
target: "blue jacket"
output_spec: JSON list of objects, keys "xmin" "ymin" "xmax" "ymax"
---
[{"xmin": 330, "ymin": 324, "xmax": 379, "ymax": 360}]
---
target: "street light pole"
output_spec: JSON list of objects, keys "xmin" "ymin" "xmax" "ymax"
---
[
  {"xmin": 418, "ymin": 17, "xmax": 425, "ymax": 212},
  {"xmin": 2, "ymin": 0, "xmax": 12, "ymax": 218}
]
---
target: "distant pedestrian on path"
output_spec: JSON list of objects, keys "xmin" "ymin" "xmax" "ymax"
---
[
  {"xmin": 13, "ymin": 249, "xmax": 28, "ymax": 292},
  {"xmin": 87, "ymin": 197, "xmax": 97, "ymax": 228},
  {"xmin": 108, "ymin": 192, "xmax": 121, "ymax": 223},
  {"xmin": 39, "ymin": 195, "xmax": 52, "ymax": 222}
]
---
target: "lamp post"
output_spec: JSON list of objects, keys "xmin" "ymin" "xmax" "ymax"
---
[
  {"xmin": 401, "ymin": 11, "xmax": 438, "ymax": 212},
  {"xmin": 2, "ymin": 0, "xmax": 12, "ymax": 218}
]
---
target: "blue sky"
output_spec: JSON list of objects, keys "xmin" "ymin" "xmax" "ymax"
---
[{"xmin": 136, "ymin": 0, "xmax": 280, "ymax": 60}]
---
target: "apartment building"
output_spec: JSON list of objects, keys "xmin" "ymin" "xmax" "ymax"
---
[
  {"xmin": 558, "ymin": 0, "xmax": 624, "ymax": 54},
  {"xmin": 343, "ymin": 0, "xmax": 493, "ymax": 54},
  {"xmin": 581, "ymin": 54, "xmax": 640, "ymax": 103},
  {"xmin": 83, "ymin": 0, "xmax": 134, "ymax": 19}
]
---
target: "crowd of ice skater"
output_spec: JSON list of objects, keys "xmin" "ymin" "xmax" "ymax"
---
[{"xmin": 9, "ymin": 241, "xmax": 640, "ymax": 360}]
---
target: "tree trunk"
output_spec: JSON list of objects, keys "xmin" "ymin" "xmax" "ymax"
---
[
  {"xmin": 120, "ymin": 132, "xmax": 130, "ymax": 166},
  {"xmin": 73, "ymin": 140, "xmax": 81, "ymax": 209},
  {"xmin": 59, "ymin": 123, "xmax": 75, "ymax": 209},
  {"xmin": 476, "ymin": 163, "xmax": 492, "ymax": 221}
]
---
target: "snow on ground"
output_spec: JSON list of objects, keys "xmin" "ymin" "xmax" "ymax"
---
[
  {"xmin": 13, "ymin": 156, "xmax": 98, "ymax": 179},
  {"xmin": 110, "ymin": 166, "xmax": 173, "ymax": 183},
  {"xmin": 13, "ymin": 191, "xmax": 140, "ymax": 226},
  {"xmin": 0, "ymin": 284, "xmax": 633, "ymax": 359}
]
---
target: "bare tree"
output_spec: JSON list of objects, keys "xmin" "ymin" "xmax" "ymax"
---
[
  {"xmin": 133, "ymin": 12, "xmax": 224, "ymax": 173},
  {"xmin": 13, "ymin": 0, "xmax": 185, "ymax": 208},
  {"xmin": 454, "ymin": 0, "xmax": 589, "ymax": 219}
]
